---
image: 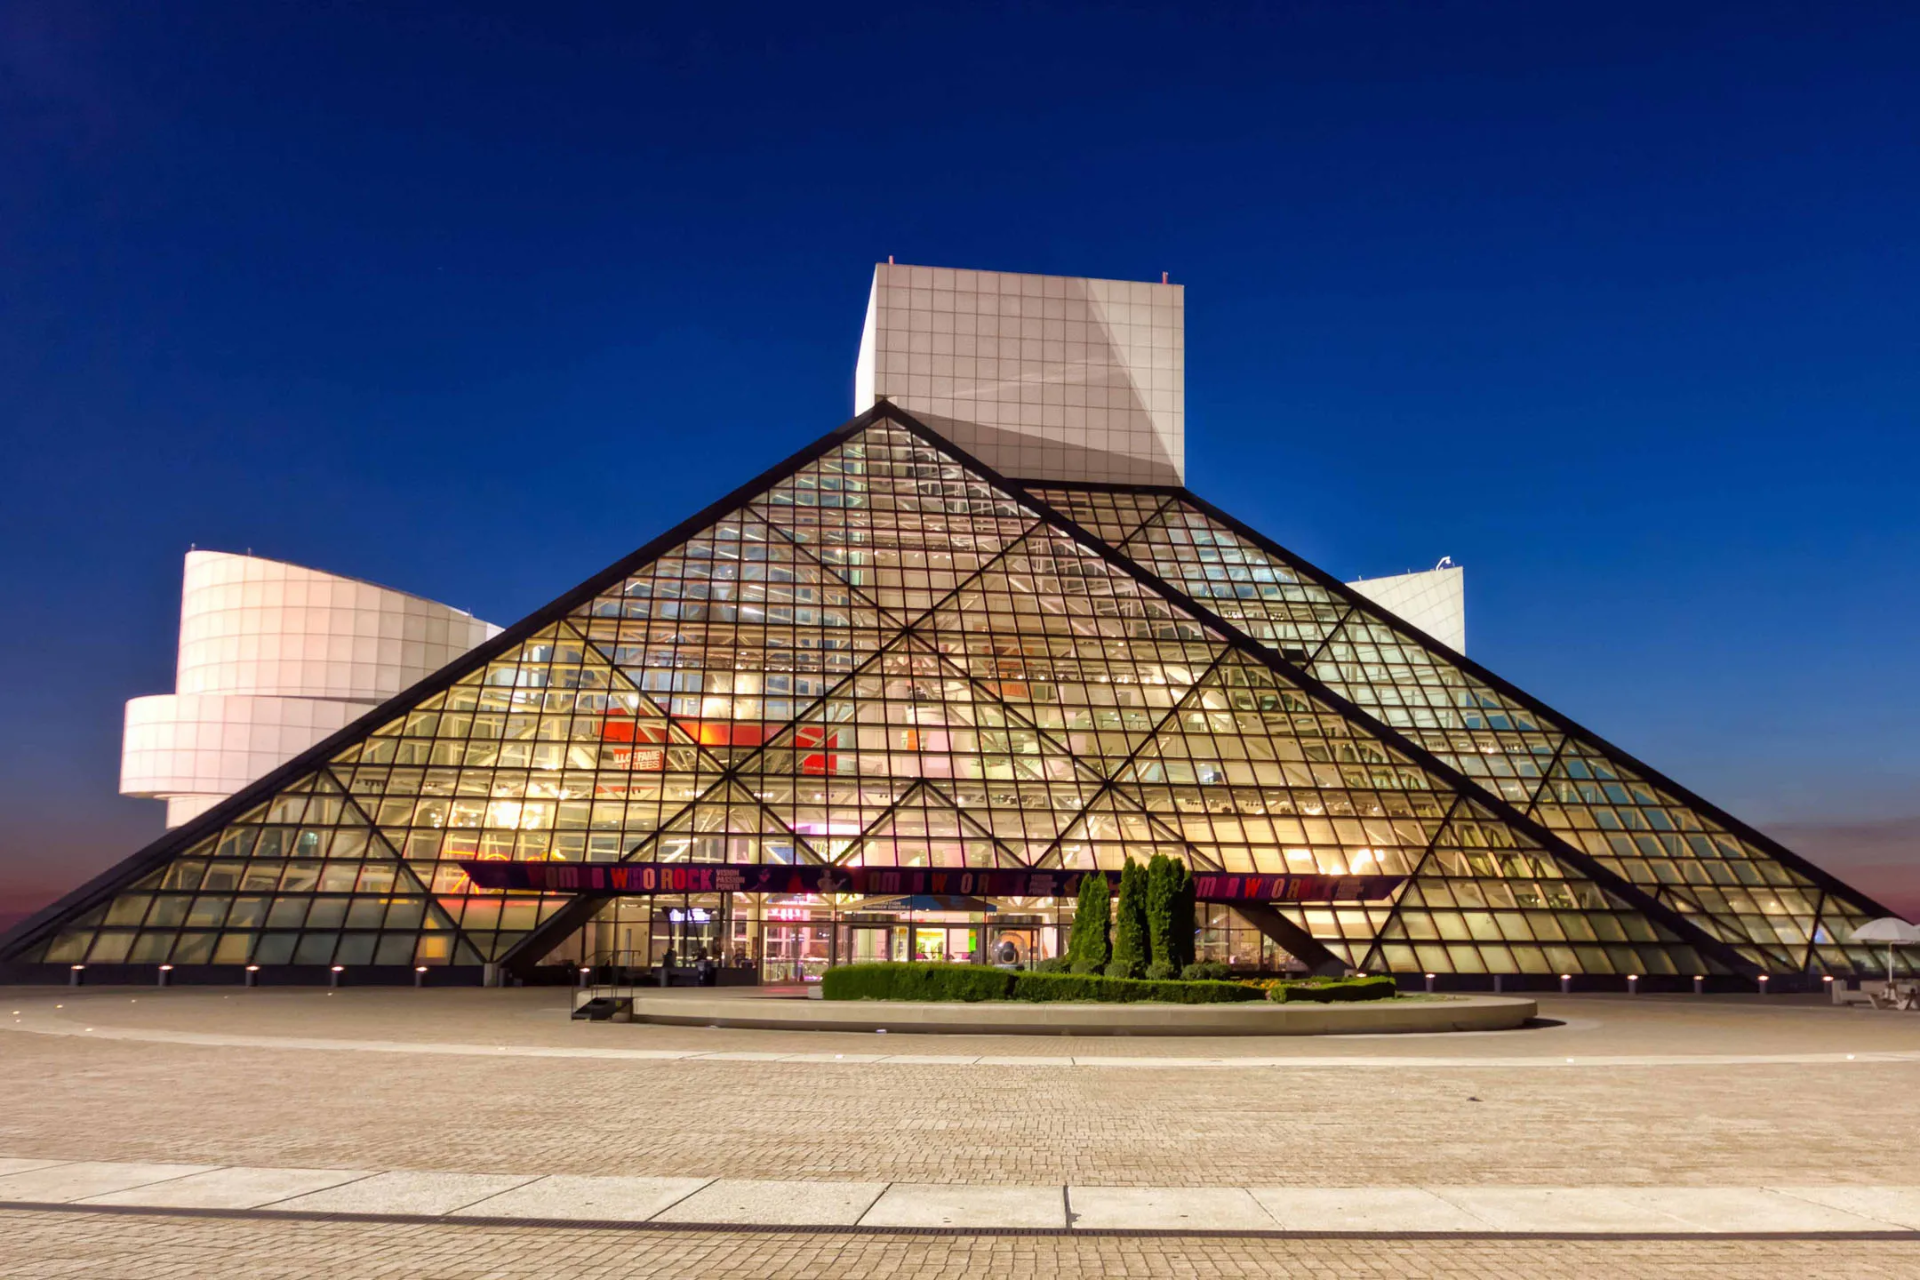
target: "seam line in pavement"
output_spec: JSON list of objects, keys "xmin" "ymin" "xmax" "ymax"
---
[
  {"xmin": 248, "ymin": 1169, "xmax": 384, "ymax": 1210},
  {"xmin": 439, "ymin": 1172, "xmax": 551, "ymax": 1216},
  {"xmin": 0, "ymin": 1201, "xmax": 1915, "ymax": 1241},
  {"xmin": 648, "ymin": 1176, "xmax": 716, "ymax": 1219}
]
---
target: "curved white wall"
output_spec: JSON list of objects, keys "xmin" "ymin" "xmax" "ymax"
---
[
  {"xmin": 1346, "ymin": 565, "xmax": 1466, "ymax": 653},
  {"xmin": 122, "ymin": 551, "xmax": 499, "ymax": 827}
]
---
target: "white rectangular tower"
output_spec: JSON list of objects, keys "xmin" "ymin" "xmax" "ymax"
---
[{"xmin": 855, "ymin": 262, "xmax": 1184, "ymax": 485}]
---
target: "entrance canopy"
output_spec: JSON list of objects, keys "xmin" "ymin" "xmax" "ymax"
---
[{"xmin": 457, "ymin": 859, "xmax": 1402, "ymax": 904}]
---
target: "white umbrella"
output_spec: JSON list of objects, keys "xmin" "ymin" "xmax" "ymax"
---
[{"xmin": 1849, "ymin": 917, "xmax": 1920, "ymax": 982}]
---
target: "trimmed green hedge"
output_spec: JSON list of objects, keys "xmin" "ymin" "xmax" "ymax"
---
[
  {"xmin": 1267, "ymin": 975, "xmax": 1398, "ymax": 1004},
  {"xmin": 1013, "ymin": 971, "xmax": 1261, "ymax": 1004},
  {"xmin": 822, "ymin": 963, "xmax": 1015, "ymax": 1003},
  {"xmin": 819, "ymin": 964, "xmax": 1400, "ymax": 1006},
  {"xmin": 820, "ymin": 962, "xmax": 1265, "ymax": 1005}
]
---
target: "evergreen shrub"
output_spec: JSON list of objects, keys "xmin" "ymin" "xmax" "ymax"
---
[
  {"xmin": 819, "ymin": 963, "xmax": 1266, "ymax": 1005},
  {"xmin": 1109, "ymin": 857, "xmax": 1149, "ymax": 979},
  {"xmin": 1068, "ymin": 870, "xmax": 1112, "ymax": 975},
  {"xmin": 1171, "ymin": 859, "xmax": 1197, "ymax": 971},
  {"xmin": 1266, "ymin": 975, "xmax": 1398, "ymax": 1003},
  {"xmin": 1010, "ymin": 972, "xmax": 1264, "ymax": 1004},
  {"xmin": 821, "ymin": 963, "xmax": 1016, "ymax": 1003},
  {"xmin": 1145, "ymin": 853, "xmax": 1177, "ymax": 979}
]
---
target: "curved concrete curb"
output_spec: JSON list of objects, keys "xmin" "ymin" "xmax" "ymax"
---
[{"xmin": 611, "ymin": 992, "xmax": 1538, "ymax": 1036}]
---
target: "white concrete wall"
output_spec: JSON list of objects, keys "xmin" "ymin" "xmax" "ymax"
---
[
  {"xmin": 173, "ymin": 550, "xmax": 494, "ymax": 699},
  {"xmin": 122, "ymin": 551, "xmax": 500, "ymax": 826},
  {"xmin": 121, "ymin": 693, "xmax": 374, "ymax": 815},
  {"xmin": 856, "ymin": 263, "xmax": 1184, "ymax": 485},
  {"xmin": 853, "ymin": 273, "xmax": 878, "ymax": 417},
  {"xmin": 1345, "ymin": 565, "xmax": 1466, "ymax": 653}
]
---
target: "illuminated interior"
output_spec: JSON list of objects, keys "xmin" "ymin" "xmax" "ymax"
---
[{"xmin": 3, "ymin": 409, "xmax": 1897, "ymax": 979}]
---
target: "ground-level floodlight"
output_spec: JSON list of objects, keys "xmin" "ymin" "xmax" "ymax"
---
[
  {"xmin": 1423, "ymin": 972, "xmax": 1435, "ymax": 994},
  {"xmin": 1626, "ymin": 973, "xmax": 1639, "ymax": 995},
  {"xmin": 68, "ymin": 964, "xmax": 84, "ymax": 988},
  {"xmin": 1492, "ymin": 973, "xmax": 1504, "ymax": 993},
  {"xmin": 157, "ymin": 964, "xmax": 173, "ymax": 988},
  {"xmin": 578, "ymin": 965, "xmax": 592, "ymax": 990},
  {"xmin": 245, "ymin": 964, "xmax": 260, "ymax": 988},
  {"xmin": 1758, "ymin": 974, "xmax": 1770, "ymax": 995},
  {"xmin": 414, "ymin": 966, "xmax": 428, "ymax": 989},
  {"xmin": 1693, "ymin": 974, "xmax": 1705, "ymax": 995},
  {"xmin": 1559, "ymin": 973, "xmax": 1572, "ymax": 995},
  {"xmin": 329, "ymin": 964, "xmax": 344, "ymax": 989}
]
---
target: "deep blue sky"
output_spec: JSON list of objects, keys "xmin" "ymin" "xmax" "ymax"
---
[{"xmin": 3, "ymin": 1, "xmax": 1916, "ymax": 921}]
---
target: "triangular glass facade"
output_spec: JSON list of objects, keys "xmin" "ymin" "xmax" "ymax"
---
[
  {"xmin": 1030, "ymin": 484, "xmax": 1893, "ymax": 975},
  {"xmin": 4, "ymin": 407, "xmax": 1898, "ymax": 977}
]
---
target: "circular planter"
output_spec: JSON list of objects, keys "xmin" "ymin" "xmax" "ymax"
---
[{"xmin": 601, "ymin": 990, "xmax": 1537, "ymax": 1036}]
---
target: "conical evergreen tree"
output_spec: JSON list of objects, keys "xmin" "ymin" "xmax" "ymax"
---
[
  {"xmin": 1171, "ymin": 858, "xmax": 1197, "ymax": 972},
  {"xmin": 1108, "ymin": 857, "xmax": 1149, "ymax": 979},
  {"xmin": 1145, "ymin": 853, "xmax": 1178, "ymax": 979},
  {"xmin": 1068, "ymin": 870, "xmax": 1111, "ymax": 975}
]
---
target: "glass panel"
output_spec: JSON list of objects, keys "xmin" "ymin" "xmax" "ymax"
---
[{"xmin": 21, "ymin": 419, "xmax": 1877, "ymax": 979}]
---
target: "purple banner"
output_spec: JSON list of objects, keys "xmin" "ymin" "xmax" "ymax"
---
[{"xmin": 455, "ymin": 860, "xmax": 1402, "ymax": 903}]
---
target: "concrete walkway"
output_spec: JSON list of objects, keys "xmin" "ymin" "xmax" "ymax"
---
[{"xmin": 2, "ymin": 1155, "xmax": 1918, "ymax": 1236}]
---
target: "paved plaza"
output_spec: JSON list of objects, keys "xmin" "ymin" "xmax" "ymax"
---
[{"xmin": 4, "ymin": 986, "xmax": 1920, "ymax": 1276}]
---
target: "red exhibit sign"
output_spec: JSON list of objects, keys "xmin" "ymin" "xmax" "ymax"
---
[
  {"xmin": 598, "ymin": 710, "xmax": 838, "ymax": 774},
  {"xmin": 597, "ymin": 710, "xmax": 670, "ymax": 771},
  {"xmin": 455, "ymin": 860, "xmax": 1402, "ymax": 903}
]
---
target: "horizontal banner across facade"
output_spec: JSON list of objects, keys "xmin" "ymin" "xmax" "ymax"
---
[{"xmin": 456, "ymin": 860, "xmax": 1404, "ymax": 904}]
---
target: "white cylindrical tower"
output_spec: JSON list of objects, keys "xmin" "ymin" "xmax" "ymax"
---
[{"xmin": 121, "ymin": 551, "xmax": 500, "ymax": 826}]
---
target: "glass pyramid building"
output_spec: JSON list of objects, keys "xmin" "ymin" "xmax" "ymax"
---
[{"xmin": 2, "ymin": 267, "xmax": 1898, "ymax": 985}]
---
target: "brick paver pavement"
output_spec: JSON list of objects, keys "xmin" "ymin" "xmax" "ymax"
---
[
  {"xmin": 4, "ymin": 988, "xmax": 1920, "ymax": 1188},
  {"xmin": 21, "ymin": 985, "xmax": 1920, "ymax": 1057},
  {"xmin": 4, "ymin": 1210, "xmax": 1920, "ymax": 1279}
]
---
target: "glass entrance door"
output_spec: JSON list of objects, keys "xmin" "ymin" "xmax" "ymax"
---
[
  {"xmin": 845, "ymin": 926, "xmax": 898, "ymax": 964},
  {"xmin": 906, "ymin": 926, "xmax": 979, "ymax": 963},
  {"xmin": 763, "ymin": 923, "xmax": 832, "ymax": 983},
  {"xmin": 988, "ymin": 927, "xmax": 1041, "ymax": 968}
]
